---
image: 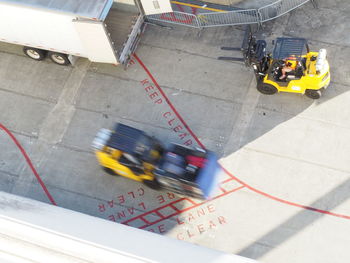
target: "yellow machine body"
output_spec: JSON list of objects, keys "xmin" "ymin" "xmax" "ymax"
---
[
  {"xmin": 96, "ymin": 146, "xmax": 155, "ymax": 182},
  {"xmin": 263, "ymin": 51, "xmax": 330, "ymax": 94}
]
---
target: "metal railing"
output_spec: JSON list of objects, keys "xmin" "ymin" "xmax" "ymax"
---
[
  {"xmin": 198, "ymin": 9, "xmax": 259, "ymax": 27},
  {"xmin": 258, "ymin": 0, "xmax": 310, "ymax": 22},
  {"xmin": 146, "ymin": 0, "xmax": 315, "ymax": 28},
  {"xmin": 146, "ymin": 11, "xmax": 200, "ymax": 28}
]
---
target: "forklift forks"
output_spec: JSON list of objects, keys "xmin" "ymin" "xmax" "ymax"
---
[{"xmin": 218, "ymin": 25, "xmax": 267, "ymax": 68}]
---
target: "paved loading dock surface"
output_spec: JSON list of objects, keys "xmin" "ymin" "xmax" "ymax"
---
[{"xmin": 1, "ymin": 1, "xmax": 350, "ymax": 262}]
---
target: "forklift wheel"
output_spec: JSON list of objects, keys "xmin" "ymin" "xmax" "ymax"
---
[
  {"xmin": 305, "ymin": 89, "xmax": 322, "ymax": 99},
  {"xmin": 143, "ymin": 179, "xmax": 161, "ymax": 190},
  {"xmin": 102, "ymin": 167, "xmax": 117, "ymax": 176},
  {"xmin": 257, "ymin": 83, "xmax": 278, "ymax": 95}
]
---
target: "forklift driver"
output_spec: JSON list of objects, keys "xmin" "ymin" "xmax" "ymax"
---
[{"xmin": 279, "ymin": 61, "xmax": 295, "ymax": 80}]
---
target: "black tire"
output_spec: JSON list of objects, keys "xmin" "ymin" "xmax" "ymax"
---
[
  {"xmin": 48, "ymin": 51, "xmax": 70, "ymax": 65},
  {"xmin": 305, "ymin": 89, "xmax": 322, "ymax": 99},
  {"xmin": 23, "ymin": 47, "xmax": 47, "ymax": 61},
  {"xmin": 257, "ymin": 83, "xmax": 278, "ymax": 95},
  {"xmin": 102, "ymin": 167, "xmax": 117, "ymax": 176},
  {"xmin": 143, "ymin": 179, "xmax": 161, "ymax": 190}
]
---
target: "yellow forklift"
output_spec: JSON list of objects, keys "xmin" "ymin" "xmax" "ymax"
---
[
  {"xmin": 219, "ymin": 27, "xmax": 331, "ymax": 99},
  {"xmin": 92, "ymin": 123, "xmax": 220, "ymax": 199}
]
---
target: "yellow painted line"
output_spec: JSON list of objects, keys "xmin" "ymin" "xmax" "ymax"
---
[{"xmin": 170, "ymin": 1, "xmax": 225, "ymax": 12}]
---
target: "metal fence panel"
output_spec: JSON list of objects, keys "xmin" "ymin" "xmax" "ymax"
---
[
  {"xmin": 198, "ymin": 9, "xmax": 259, "ymax": 27},
  {"xmin": 146, "ymin": 0, "xmax": 312, "ymax": 28},
  {"xmin": 146, "ymin": 11, "xmax": 199, "ymax": 28},
  {"xmin": 258, "ymin": 0, "xmax": 310, "ymax": 22}
]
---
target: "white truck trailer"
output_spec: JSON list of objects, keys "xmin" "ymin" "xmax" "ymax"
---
[{"xmin": 0, "ymin": 0, "xmax": 172, "ymax": 66}]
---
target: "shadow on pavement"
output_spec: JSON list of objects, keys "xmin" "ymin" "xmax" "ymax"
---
[{"xmin": 237, "ymin": 178, "xmax": 350, "ymax": 259}]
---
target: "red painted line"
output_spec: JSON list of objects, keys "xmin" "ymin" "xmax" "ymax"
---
[
  {"xmin": 169, "ymin": 204, "xmax": 180, "ymax": 212},
  {"xmin": 133, "ymin": 54, "xmax": 350, "ymax": 221},
  {"xmin": 183, "ymin": 197, "xmax": 197, "ymax": 205},
  {"xmin": 129, "ymin": 181, "xmax": 241, "ymax": 227},
  {"xmin": 0, "ymin": 124, "xmax": 57, "ymax": 205},
  {"xmin": 221, "ymin": 166, "xmax": 350, "ymax": 220},
  {"xmin": 219, "ymin": 186, "xmax": 227, "ymax": 193},
  {"xmin": 122, "ymin": 198, "xmax": 187, "ymax": 225},
  {"xmin": 209, "ymin": 185, "xmax": 245, "ymax": 202},
  {"xmin": 138, "ymin": 186, "xmax": 244, "ymax": 229},
  {"xmin": 220, "ymin": 177, "xmax": 234, "ymax": 184},
  {"xmin": 133, "ymin": 54, "xmax": 205, "ymax": 149},
  {"xmin": 155, "ymin": 210, "xmax": 164, "ymax": 218},
  {"xmin": 140, "ymin": 217, "xmax": 151, "ymax": 224}
]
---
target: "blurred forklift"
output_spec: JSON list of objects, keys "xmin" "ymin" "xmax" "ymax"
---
[
  {"xmin": 92, "ymin": 123, "xmax": 220, "ymax": 199},
  {"xmin": 219, "ymin": 26, "xmax": 331, "ymax": 99}
]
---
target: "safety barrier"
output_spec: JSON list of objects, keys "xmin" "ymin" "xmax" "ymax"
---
[
  {"xmin": 258, "ymin": 0, "xmax": 311, "ymax": 22},
  {"xmin": 146, "ymin": 0, "xmax": 315, "ymax": 28},
  {"xmin": 146, "ymin": 11, "xmax": 200, "ymax": 28},
  {"xmin": 197, "ymin": 9, "xmax": 259, "ymax": 27}
]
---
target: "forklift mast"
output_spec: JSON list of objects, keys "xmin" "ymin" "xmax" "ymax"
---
[{"xmin": 219, "ymin": 26, "xmax": 269, "ymax": 79}]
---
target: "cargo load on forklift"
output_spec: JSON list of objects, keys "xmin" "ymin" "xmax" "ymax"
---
[{"xmin": 92, "ymin": 123, "xmax": 221, "ymax": 199}]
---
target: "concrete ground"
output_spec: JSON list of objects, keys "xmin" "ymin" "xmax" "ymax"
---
[{"xmin": 1, "ymin": 0, "xmax": 350, "ymax": 262}]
